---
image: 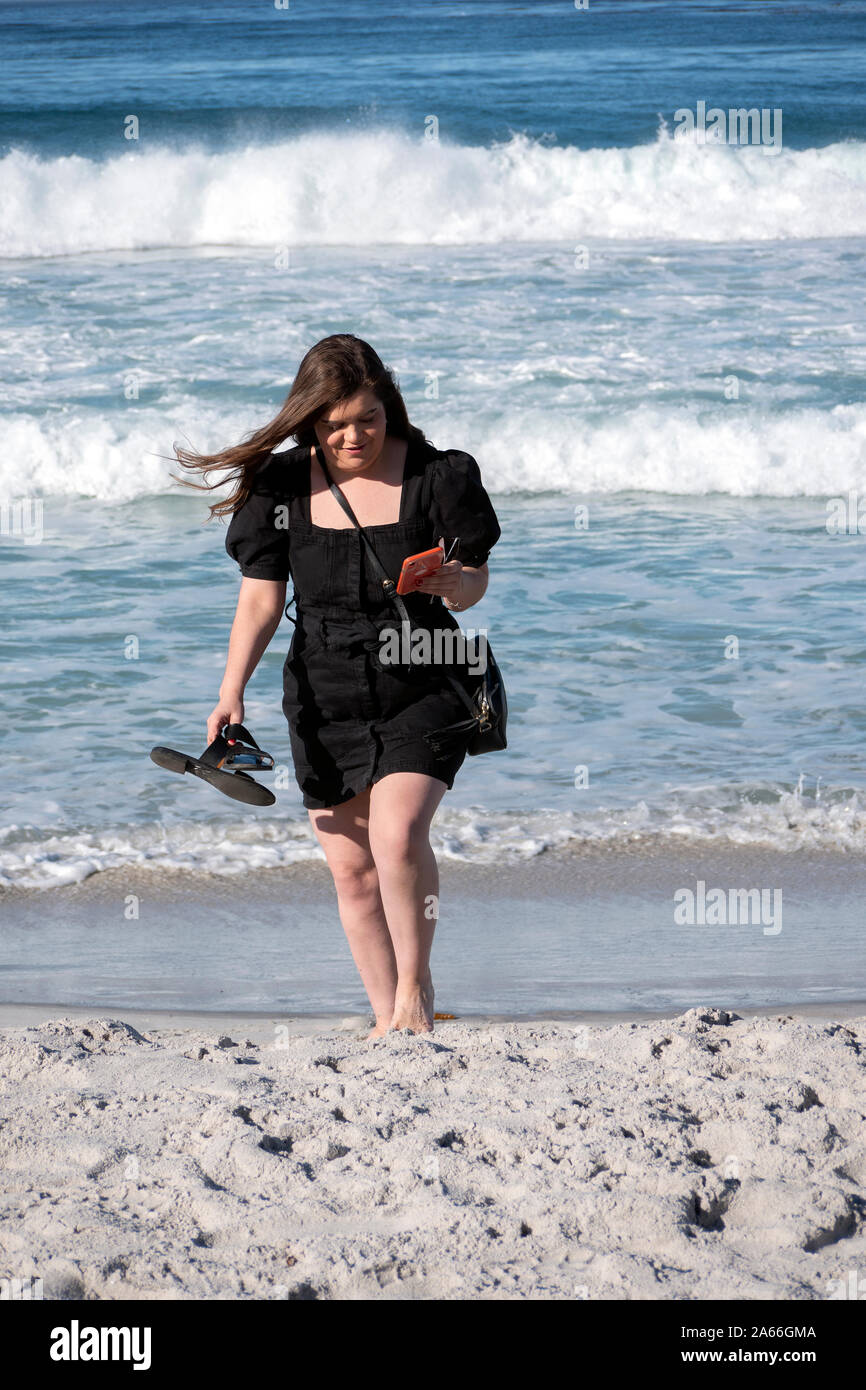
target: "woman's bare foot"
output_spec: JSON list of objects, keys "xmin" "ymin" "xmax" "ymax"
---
[
  {"xmin": 367, "ymin": 1016, "xmax": 392, "ymax": 1040},
  {"xmin": 389, "ymin": 973, "xmax": 435, "ymax": 1034}
]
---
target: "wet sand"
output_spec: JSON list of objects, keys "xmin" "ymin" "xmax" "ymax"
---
[{"xmin": 1, "ymin": 841, "xmax": 863, "ymax": 1016}]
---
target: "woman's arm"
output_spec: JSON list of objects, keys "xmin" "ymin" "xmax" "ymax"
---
[
  {"xmin": 416, "ymin": 561, "xmax": 489, "ymax": 612},
  {"xmin": 207, "ymin": 576, "xmax": 287, "ymax": 742}
]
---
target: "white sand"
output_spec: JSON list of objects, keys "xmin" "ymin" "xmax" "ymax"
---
[{"xmin": 0, "ymin": 1006, "xmax": 864, "ymax": 1300}]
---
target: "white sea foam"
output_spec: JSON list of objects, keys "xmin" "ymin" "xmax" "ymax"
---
[
  {"xmin": 2, "ymin": 402, "xmax": 865, "ymax": 501},
  {"xmin": 1, "ymin": 788, "xmax": 863, "ymax": 889},
  {"xmin": 2, "ymin": 128, "xmax": 866, "ymax": 258}
]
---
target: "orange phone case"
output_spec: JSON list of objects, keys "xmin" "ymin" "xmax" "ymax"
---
[{"xmin": 396, "ymin": 546, "xmax": 444, "ymax": 596}]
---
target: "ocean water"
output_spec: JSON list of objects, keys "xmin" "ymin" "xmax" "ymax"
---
[{"xmin": 1, "ymin": 0, "xmax": 865, "ymax": 1009}]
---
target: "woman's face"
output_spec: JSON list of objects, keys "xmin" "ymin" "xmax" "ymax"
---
[{"xmin": 314, "ymin": 389, "xmax": 387, "ymax": 472}]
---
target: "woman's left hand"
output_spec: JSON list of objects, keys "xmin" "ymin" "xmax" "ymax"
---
[{"xmin": 416, "ymin": 557, "xmax": 464, "ymax": 607}]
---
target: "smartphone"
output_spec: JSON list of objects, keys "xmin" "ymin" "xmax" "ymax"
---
[{"xmin": 396, "ymin": 546, "xmax": 444, "ymax": 596}]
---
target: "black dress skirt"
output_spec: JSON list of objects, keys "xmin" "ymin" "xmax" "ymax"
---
[{"xmin": 224, "ymin": 430, "xmax": 502, "ymax": 809}]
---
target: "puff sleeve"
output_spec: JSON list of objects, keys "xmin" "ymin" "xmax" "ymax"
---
[
  {"xmin": 224, "ymin": 455, "xmax": 292, "ymax": 581},
  {"xmin": 429, "ymin": 450, "xmax": 501, "ymax": 568}
]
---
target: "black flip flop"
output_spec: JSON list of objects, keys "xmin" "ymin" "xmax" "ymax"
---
[{"xmin": 150, "ymin": 723, "xmax": 276, "ymax": 807}]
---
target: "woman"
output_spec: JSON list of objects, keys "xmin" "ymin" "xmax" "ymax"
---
[{"xmin": 175, "ymin": 335, "xmax": 501, "ymax": 1038}]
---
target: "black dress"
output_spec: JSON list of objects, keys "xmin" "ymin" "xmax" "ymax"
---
[{"xmin": 224, "ymin": 430, "xmax": 502, "ymax": 809}]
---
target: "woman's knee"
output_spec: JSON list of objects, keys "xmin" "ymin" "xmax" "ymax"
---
[
  {"xmin": 329, "ymin": 855, "xmax": 379, "ymax": 902},
  {"xmin": 308, "ymin": 793, "xmax": 378, "ymax": 898},
  {"xmin": 369, "ymin": 814, "xmax": 432, "ymax": 867}
]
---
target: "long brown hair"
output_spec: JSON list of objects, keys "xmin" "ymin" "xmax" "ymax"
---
[{"xmin": 172, "ymin": 334, "xmax": 429, "ymax": 518}]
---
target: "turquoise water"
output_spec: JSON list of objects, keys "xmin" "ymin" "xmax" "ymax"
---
[{"xmin": 1, "ymin": 0, "xmax": 865, "ymax": 1008}]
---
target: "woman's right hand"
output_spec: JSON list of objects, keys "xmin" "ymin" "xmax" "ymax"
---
[{"xmin": 207, "ymin": 695, "xmax": 244, "ymax": 746}]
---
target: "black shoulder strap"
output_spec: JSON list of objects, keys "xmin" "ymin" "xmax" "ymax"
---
[
  {"xmin": 420, "ymin": 442, "xmax": 436, "ymax": 515},
  {"xmin": 314, "ymin": 444, "xmax": 410, "ymax": 620},
  {"xmin": 313, "ymin": 445, "xmax": 478, "ymax": 718}
]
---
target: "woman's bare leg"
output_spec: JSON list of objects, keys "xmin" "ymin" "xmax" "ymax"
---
[
  {"xmin": 367, "ymin": 772, "xmax": 448, "ymax": 1034},
  {"xmin": 308, "ymin": 788, "xmax": 398, "ymax": 1038}
]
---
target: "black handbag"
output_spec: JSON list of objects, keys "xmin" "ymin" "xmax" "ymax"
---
[
  {"xmin": 315, "ymin": 447, "xmax": 507, "ymax": 757},
  {"xmin": 424, "ymin": 631, "xmax": 508, "ymax": 758}
]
